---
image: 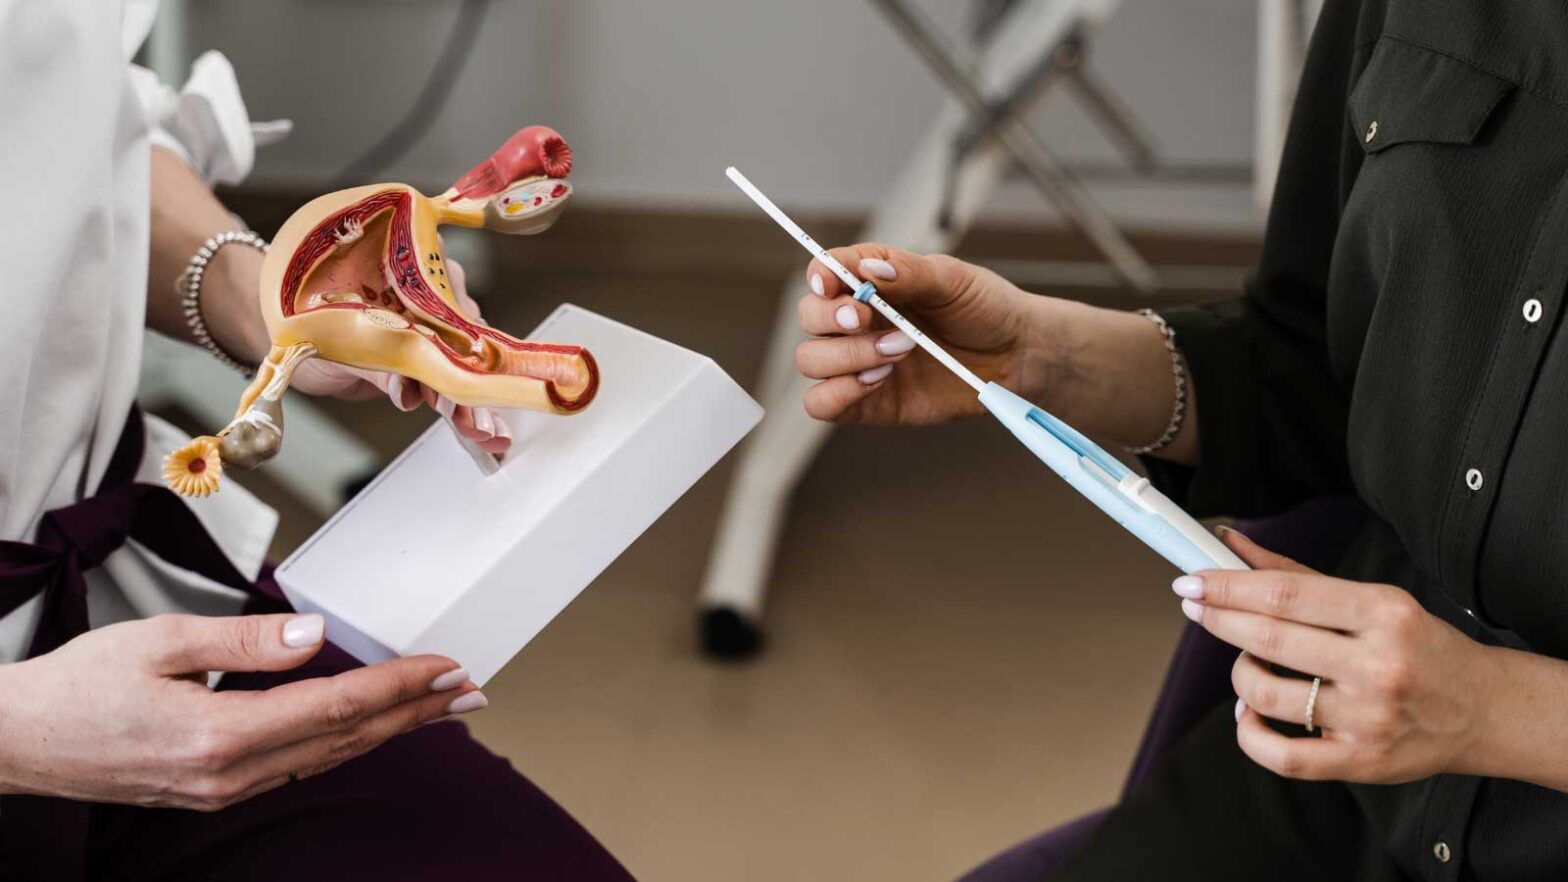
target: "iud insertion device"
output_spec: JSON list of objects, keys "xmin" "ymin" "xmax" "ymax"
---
[{"xmin": 727, "ymin": 166, "xmax": 1246, "ymax": 574}]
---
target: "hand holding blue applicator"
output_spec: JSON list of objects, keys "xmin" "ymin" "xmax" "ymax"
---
[{"xmin": 728, "ymin": 167, "xmax": 1247, "ymax": 575}]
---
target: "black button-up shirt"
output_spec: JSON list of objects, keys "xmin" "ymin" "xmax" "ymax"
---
[{"xmin": 1149, "ymin": 1, "xmax": 1568, "ymax": 878}]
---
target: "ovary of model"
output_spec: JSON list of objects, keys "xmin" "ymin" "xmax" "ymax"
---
[{"xmin": 163, "ymin": 126, "xmax": 598, "ymax": 497}]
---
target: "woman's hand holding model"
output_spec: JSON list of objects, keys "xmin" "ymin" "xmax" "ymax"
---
[
  {"xmin": 797, "ymin": 243, "xmax": 1568, "ymax": 795},
  {"xmin": 0, "ymin": 613, "xmax": 481, "ymax": 809}
]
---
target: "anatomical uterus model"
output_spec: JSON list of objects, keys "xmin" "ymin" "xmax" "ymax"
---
[{"xmin": 164, "ymin": 126, "xmax": 598, "ymax": 497}]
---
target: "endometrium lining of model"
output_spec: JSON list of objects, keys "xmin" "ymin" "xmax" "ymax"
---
[{"xmin": 164, "ymin": 126, "xmax": 598, "ymax": 497}]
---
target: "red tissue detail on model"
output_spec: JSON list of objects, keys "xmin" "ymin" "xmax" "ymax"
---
[
  {"xmin": 279, "ymin": 190, "xmax": 597, "ymax": 409},
  {"xmin": 187, "ymin": 458, "xmax": 207, "ymax": 474},
  {"xmin": 450, "ymin": 126, "xmax": 572, "ymax": 201}
]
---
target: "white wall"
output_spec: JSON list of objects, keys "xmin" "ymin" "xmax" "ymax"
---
[{"xmin": 189, "ymin": 0, "xmax": 1261, "ymax": 231}]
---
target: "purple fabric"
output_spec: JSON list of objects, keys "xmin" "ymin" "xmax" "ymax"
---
[
  {"xmin": 957, "ymin": 498, "xmax": 1367, "ymax": 882},
  {"xmin": 0, "ymin": 410, "xmax": 634, "ymax": 882},
  {"xmin": 74, "ymin": 639, "xmax": 635, "ymax": 882}
]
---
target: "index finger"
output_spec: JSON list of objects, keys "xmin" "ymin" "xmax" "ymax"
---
[
  {"xmin": 1185, "ymin": 568, "xmax": 1370, "ymax": 632},
  {"xmin": 214, "ymin": 654, "xmax": 465, "ymax": 753}
]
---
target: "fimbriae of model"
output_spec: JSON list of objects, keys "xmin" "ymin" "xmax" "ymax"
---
[{"xmin": 164, "ymin": 126, "xmax": 598, "ymax": 497}]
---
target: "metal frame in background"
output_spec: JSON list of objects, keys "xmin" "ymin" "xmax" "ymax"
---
[{"xmin": 696, "ymin": 0, "xmax": 1317, "ymax": 657}]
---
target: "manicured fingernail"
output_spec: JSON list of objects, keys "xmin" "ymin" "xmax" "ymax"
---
[
  {"xmin": 858, "ymin": 364, "xmax": 894, "ymax": 385},
  {"xmin": 282, "ymin": 614, "xmax": 324, "ymax": 649},
  {"xmin": 1215, "ymin": 524, "xmax": 1237, "ymax": 538},
  {"xmin": 1180, "ymin": 598, "xmax": 1205, "ymax": 623},
  {"xmin": 859, "ymin": 258, "xmax": 897, "ymax": 281},
  {"xmin": 435, "ymin": 395, "xmax": 456, "ymax": 420},
  {"xmin": 430, "ymin": 668, "xmax": 469, "ymax": 692},
  {"xmin": 493, "ymin": 418, "xmax": 512, "ymax": 441},
  {"xmin": 1171, "ymin": 575, "xmax": 1205, "ymax": 599},
  {"xmin": 473, "ymin": 408, "xmax": 495, "ymax": 437},
  {"xmin": 1234, "ymin": 697, "xmax": 1246, "ymax": 721},
  {"xmin": 835, "ymin": 305, "xmax": 860, "ymax": 330},
  {"xmin": 447, "ymin": 691, "xmax": 489, "ymax": 715},
  {"xmin": 810, "ymin": 272, "xmax": 826, "ymax": 297},
  {"xmin": 876, "ymin": 330, "xmax": 916, "ymax": 356}
]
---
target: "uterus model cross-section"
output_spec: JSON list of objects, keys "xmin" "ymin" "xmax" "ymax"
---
[{"xmin": 163, "ymin": 126, "xmax": 598, "ymax": 497}]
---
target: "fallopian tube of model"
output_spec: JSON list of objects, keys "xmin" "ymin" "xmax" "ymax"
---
[{"xmin": 164, "ymin": 126, "xmax": 599, "ymax": 497}]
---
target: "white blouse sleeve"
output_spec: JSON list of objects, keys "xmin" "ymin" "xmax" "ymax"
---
[{"xmin": 121, "ymin": 0, "xmax": 291, "ymax": 187}]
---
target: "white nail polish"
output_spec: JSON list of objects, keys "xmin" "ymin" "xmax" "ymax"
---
[
  {"xmin": 430, "ymin": 668, "xmax": 469, "ymax": 692},
  {"xmin": 435, "ymin": 395, "xmax": 456, "ymax": 420},
  {"xmin": 835, "ymin": 305, "xmax": 860, "ymax": 331},
  {"xmin": 858, "ymin": 364, "xmax": 894, "ymax": 385},
  {"xmin": 1171, "ymin": 575, "xmax": 1205, "ymax": 599},
  {"xmin": 810, "ymin": 272, "xmax": 825, "ymax": 297},
  {"xmin": 876, "ymin": 330, "xmax": 916, "ymax": 356},
  {"xmin": 447, "ymin": 691, "xmax": 489, "ymax": 715},
  {"xmin": 493, "ymin": 417, "xmax": 512, "ymax": 440},
  {"xmin": 1180, "ymin": 598, "xmax": 1205, "ymax": 623},
  {"xmin": 282, "ymin": 614, "xmax": 324, "ymax": 649},
  {"xmin": 859, "ymin": 258, "xmax": 897, "ymax": 281},
  {"xmin": 473, "ymin": 408, "xmax": 494, "ymax": 436},
  {"xmin": 1234, "ymin": 697, "xmax": 1246, "ymax": 721}
]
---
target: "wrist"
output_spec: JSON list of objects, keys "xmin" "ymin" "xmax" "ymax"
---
[
  {"xmin": 1461, "ymin": 645, "xmax": 1568, "ymax": 791},
  {"xmin": 200, "ymin": 243, "xmax": 271, "ymax": 366}
]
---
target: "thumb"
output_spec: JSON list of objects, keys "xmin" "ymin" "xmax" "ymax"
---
[
  {"xmin": 818, "ymin": 244, "xmax": 977, "ymax": 312},
  {"xmin": 148, "ymin": 613, "xmax": 326, "ymax": 677},
  {"xmin": 1216, "ymin": 525, "xmax": 1318, "ymax": 575}
]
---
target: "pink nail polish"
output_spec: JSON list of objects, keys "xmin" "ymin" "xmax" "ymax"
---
[
  {"xmin": 1180, "ymin": 598, "xmax": 1205, "ymax": 623},
  {"xmin": 473, "ymin": 408, "xmax": 495, "ymax": 436},
  {"xmin": 1171, "ymin": 575, "xmax": 1205, "ymax": 599},
  {"xmin": 859, "ymin": 258, "xmax": 897, "ymax": 281},
  {"xmin": 810, "ymin": 272, "xmax": 826, "ymax": 297},
  {"xmin": 435, "ymin": 395, "xmax": 456, "ymax": 420},
  {"xmin": 858, "ymin": 364, "xmax": 894, "ymax": 385},
  {"xmin": 876, "ymin": 330, "xmax": 916, "ymax": 356},
  {"xmin": 493, "ymin": 417, "xmax": 512, "ymax": 441},
  {"xmin": 282, "ymin": 614, "xmax": 324, "ymax": 649},
  {"xmin": 430, "ymin": 668, "xmax": 469, "ymax": 692},
  {"xmin": 835, "ymin": 305, "xmax": 860, "ymax": 331},
  {"xmin": 447, "ymin": 692, "xmax": 489, "ymax": 715}
]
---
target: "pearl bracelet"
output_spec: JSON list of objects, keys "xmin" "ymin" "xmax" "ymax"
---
[
  {"xmin": 175, "ymin": 230, "xmax": 269, "ymax": 377},
  {"xmin": 1125, "ymin": 308, "xmax": 1189, "ymax": 456}
]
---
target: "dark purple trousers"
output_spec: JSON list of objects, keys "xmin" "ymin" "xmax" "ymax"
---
[
  {"xmin": 0, "ymin": 410, "xmax": 634, "ymax": 881},
  {"xmin": 956, "ymin": 499, "xmax": 1367, "ymax": 882}
]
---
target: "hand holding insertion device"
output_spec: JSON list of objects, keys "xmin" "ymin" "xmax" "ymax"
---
[{"xmin": 726, "ymin": 166, "xmax": 1247, "ymax": 574}]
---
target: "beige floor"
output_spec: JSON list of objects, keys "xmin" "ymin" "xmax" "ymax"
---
[{"xmin": 222, "ymin": 201, "xmax": 1255, "ymax": 882}]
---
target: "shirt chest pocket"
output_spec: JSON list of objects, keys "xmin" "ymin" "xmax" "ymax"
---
[{"xmin": 1349, "ymin": 38, "xmax": 1512, "ymax": 157}]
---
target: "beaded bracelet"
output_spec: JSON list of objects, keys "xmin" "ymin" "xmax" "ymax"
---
[
  {"xmin": 175, "ymin": 230, "xmax": 269, "ymax": 376},
  {"xmin": 1125, "ymin": 308, "xmax": 1189, "ymax": 456}
]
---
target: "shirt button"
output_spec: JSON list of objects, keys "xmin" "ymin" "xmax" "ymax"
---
[
  {"xmin": 1434, "ymin": 840, "xmax": 1452, "ymax": 863},
  {"xmin": 1365, "ymin": 120, "xmax": 1379, "ymax": 143},
  {"xmin": 1465, "ymin": 468, "xmax": 1484, "ymax": 491},
  {"xmin": 1524, "ymin": 297, "xmax": 1544, "ymax": 323}
]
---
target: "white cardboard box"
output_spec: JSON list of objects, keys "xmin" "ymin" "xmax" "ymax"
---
[{"xmin": 275, "ymin": 305, "xmax": 763, "ymax": 684}]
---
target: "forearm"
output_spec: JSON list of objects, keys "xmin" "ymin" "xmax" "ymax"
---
[
  {"xmin": 1467, "ymin": 645, "xmax": 1568, "ymax": 792},
  {"xmin": 1022, "ymin": 295, "xmax": 1200, "ymax": 466},
  {"xmin": 147, "ymin": 147, "xmax": 270, "ymax": 364}
]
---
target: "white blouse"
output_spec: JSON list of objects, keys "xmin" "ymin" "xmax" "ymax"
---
[{"xmin": 0, "ymin": 0, "xmax": 280, "ymax": 662}]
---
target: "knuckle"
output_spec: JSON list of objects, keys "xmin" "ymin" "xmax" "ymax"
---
[
  {"xmin": 1367, "ymin": 657, "xmax": 1414, "ymax": 700},
  {"xmin": 182, "ymin": 724, "xmax": 240, "ymax": 772},
  {"xmin": 1255, "ymin": 622, "xmax": 1286, "ymax": 657},
  {"xmin": 1379, "ymin": 593, "xmax": 1423, "ymax": 634},
  {"xmin": 321, "ymin": 688, "xmax": 367, "ymax": 731},
  {"xmin": 1263, "ymin": 577, "xmax": 1300, "ymax": 616},
  {"xmin": 1272, "ymin": 746, "xmax": 1305, "ymax": 779},
  {"xmin": 1250, "ymin": 679, "xmax": 1281, "ymax": 714},
  {"xmin": 185, "ymin": 774, "xmax": 242, "ymax": 810},
  {"xmin": 222, "ymin": 617, "xmax": 268, "ymax": 664}
]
